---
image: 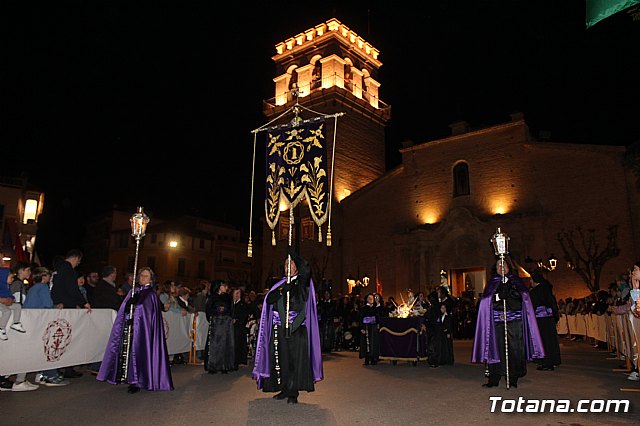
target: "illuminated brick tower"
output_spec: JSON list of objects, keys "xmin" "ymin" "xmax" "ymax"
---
[{"xmin": 259, "ymin": 18, "xmax": 390, "ymax": 293}]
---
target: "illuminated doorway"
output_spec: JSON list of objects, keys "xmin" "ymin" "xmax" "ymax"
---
[{"xmin": 448, "ymin": 267, "xmax": 486, "ymax": 300}]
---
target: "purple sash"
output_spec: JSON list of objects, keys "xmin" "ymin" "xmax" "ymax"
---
[
  {"xmin": 535, "ymin": 306, "xmax": 553, "ymax": 318},
  {"xmin": 493, "ymin": 310, "xmax": 522, "ymax": 322},
  {"xmin": 362, "ymin": 316, "xmax": 377, "ymax": 325},
  {"xmin": 273, "ymin": 310, "xmax": 302, "ymax": 326}
]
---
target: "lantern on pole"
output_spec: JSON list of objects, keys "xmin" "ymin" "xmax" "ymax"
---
[
  {"xmin": 119, "ymin": 206, "xmax": 150, "ymax": 383},
  {"xmin": 489, "ymin": 226, "xmax": 511, "ymax": 390},
  {"xmin": 490, "ymin": 227, "xmax": 509, "ymax": 257}
]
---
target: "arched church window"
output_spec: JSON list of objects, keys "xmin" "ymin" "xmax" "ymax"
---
[
  {"xmin": 453, "ymin": 162, "xmax": 470, "ymax": 197},
  {"xmin": 288, "ymin": 68, "xmax": 298, "ymax": 90},
  {"xmin": 344, "ymin": 64, "xmax": 353, "ymax": 90},
  {"xmin": 312, "ymin": 62, "xmax": 321, "ymax": 89}
]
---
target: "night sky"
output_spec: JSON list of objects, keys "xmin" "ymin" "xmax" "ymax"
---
[{"xmin": 3, "ymin": 1, "xmax": 639, "ymax": 263}]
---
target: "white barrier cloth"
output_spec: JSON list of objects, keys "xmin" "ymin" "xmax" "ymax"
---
[
  {"xmin": 0, "ymin": 309, "xmax": 209, "ymax": 375},
  {"xmin": 0, "ymin": 309, "xmax": 116, "ymax": 375}
]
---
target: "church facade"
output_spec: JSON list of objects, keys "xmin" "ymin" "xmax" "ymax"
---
[
  {"xmin": 258, "ymin": 18, "xmax": 640, "ymax": 301},
  {"xmin": 341, "ymin": 117, "xmax": 639, "ymax": 301}
]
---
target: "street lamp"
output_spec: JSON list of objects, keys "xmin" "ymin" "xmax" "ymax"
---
[
  {"xmin": 537, "ymin": 254, "xmax": 558, "ymax": 271},
  {"xmin": 130, "ymin": 206, "xmax": 150, "ymax": 287},
  {"xmin": 362, "ymin": 274, "xmax": 370, "ymax": 287}
]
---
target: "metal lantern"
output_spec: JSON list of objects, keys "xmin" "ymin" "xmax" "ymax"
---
[
  {"xmin": 130, "ymin": 207, "xmax": 150, "ymax": 239},
  {"xmin": 548, "ymin": 254, "xmax": 558, "ymax": 271},
  {"xmin": 490, "ymin": 227, "xmax": 510, "ymax": 256}
]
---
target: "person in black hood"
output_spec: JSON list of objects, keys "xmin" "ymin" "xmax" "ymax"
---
[
  {"xmin": 204, "ymin": 280, "xmax": 235, "ymax": 374},
  {"xmin": 529, "ymin": 268, "xmax": 561, "ymax": 370}
]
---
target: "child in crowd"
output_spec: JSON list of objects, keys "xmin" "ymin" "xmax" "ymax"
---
[
  {"xmin": 23, "ymin": 266, "xmax": 69, "ymax": 386},
  {"xmin": 1, "ymin": 263, "xmax": 37, "ymax": 391}
]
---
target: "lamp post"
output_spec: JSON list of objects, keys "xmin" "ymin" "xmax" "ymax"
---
[
  {"xmin": 120, "ymin": 206, "xmax": 149, "ymax": 383},
  {"xmin": 537, "ymin": 254, "xmax": 558, "ymax": 271},
  {"xmin": 490, "ymin": 227, "xmax": 510, "ymax": 389}
]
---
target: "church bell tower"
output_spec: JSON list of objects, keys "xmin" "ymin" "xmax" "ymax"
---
[{"xmin": 260, "ymin": 18, "xmax": 390, "ymax": 293}]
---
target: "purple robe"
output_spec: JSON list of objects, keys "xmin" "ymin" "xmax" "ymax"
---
[
  {"xmin": 97, "ymin": 284, "xmax": 174, "ymax": 391},
  {"xmin": 471, "ymin": 273, "xmax": 545, "ymax": 364},
  {"xmin": 252, "ymin": 277, "xmax": 323, "ymax": 387}
]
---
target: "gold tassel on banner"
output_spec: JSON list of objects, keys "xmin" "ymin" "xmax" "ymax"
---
[
  {"xmin": 318, "ymin": 225, "xmax": 322, "ymax": 242},
  {"xmin": 272, "ymin": 230, "xmax": 276, "ymax": 246},
  {"xmin": 247, "ymin": 238, "xmax": 253, "ymax": 258},
  {"xmin": 326, "ymin": 225, "xmax": 332, "ymax": 247}
]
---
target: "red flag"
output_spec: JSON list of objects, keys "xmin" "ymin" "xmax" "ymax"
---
[
  {"xmin": 14, "ymin": 232, "xmax": 28, "ymax": 263},
  {"xmin": 375, "ymin": 259, "xmax": 382, "ymax": 296}
]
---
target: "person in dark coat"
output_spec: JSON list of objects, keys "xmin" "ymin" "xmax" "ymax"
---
[
  {"xmin": 50, "ymin": 249, "xmax": 89, "ymax": 379},
  {"xmin": 437, "ymin": 304, "xmax": 454, "ymax": 365},
  {"xmin": 359, "ymin": 293, "xmax": 380, "ymax": 365},
  {"xmin": 51, "ymin": 249, "xmax": 90, "ymax": 310},
  {"xmin": 93, "ymin": 265, "xmax": 123, "ymax": 311},
  {"xmin": 425, "ymin": 292, "xmax": 441, "ymax": 368},
  {"xmin": 529, "ymin": 269, "xmax": 562, "ymax": 370},
  {"xmin": 204, "ymin": 280, "xmax": 235, "ymax": 374},
  {"xmin": 318, "ymin": 290, "xmax": 337, "ymax": 353},
  {"xmin": 231, "ymin": 287, "xmax": 258, "ymax": 369}
]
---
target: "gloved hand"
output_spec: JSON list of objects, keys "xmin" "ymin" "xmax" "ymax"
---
[{"xmin": 124, "ymin": 292, "xmax": 140, "ymax": 311}]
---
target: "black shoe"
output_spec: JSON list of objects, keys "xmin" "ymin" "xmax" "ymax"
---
[
  {"xmin": 287, "ymin": 396, "xmax": 298, "ymax": 404},
  {"xmin": 510, "ymin": 382, "xmax": 518, "ymax": 388},
  {"xmin": 127, "ymin": 385, "xmax": 140, "ymax": 394},
  {"xmin": 482, "ymin": 383, "xmax": 498, "ymax": 388},
  {"xmin": 273, "ymin": 391, "xmax": 286, "ymax": 400},
  {"xmin": 63, "ymin": 370, "xmax": 83, "ymax": 379},
  {"xmin": 0, "ymin": 378, "xmax": 13, "ymax": 391},
  {"xmin": 363, "ymin": 361, "xmax": 370, "ymax": 366},
  {"xmin": 208, "ymin": 370, "xmax": 217, "ymax": 374}
]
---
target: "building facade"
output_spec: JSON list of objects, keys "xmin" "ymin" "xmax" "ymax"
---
[
  {"xmin": 342, "ymin": 117, "xmax": 640, "ymax": 301},
  {"xmin": 83, "ymin": 210, "xmax": 254, "ymax": 290},
  {"xmin": 0, "ymin": 176, "xmax": 44, "ymax": 267}
]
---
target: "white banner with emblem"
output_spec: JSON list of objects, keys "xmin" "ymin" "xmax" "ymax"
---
[{"xmin": 0, "ymin": 309, "xmax": 210, "ymax": 376}]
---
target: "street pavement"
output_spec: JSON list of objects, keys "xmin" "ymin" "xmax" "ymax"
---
[{"xmin": 2, "ymin": 338, "xmax": 639, "ymax": 425}]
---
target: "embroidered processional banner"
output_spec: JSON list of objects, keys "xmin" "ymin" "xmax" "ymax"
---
[{"xmin": 264, "ymin": 117, "xmax": 329, "ymax": 242}]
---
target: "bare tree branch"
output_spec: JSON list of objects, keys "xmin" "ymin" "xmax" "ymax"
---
[{"xmin": 557, "ymin": 225, "xmax": 620, "ymax": 292}]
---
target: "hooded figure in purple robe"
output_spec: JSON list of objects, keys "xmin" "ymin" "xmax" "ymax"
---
[
  {"xmin": 97, "ymin": 267, "xmax": 173, "ymax": 393},
  {"xmin": 252, "ymin": 251, "xmax": 323, "ymax": 404},
  {"xmin": 472, "ymin": 258, "xmax": 544, "ymax": 388}
]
